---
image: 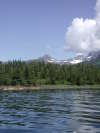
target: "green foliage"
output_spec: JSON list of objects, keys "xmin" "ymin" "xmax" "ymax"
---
[{"xmin": 0, "ymin": 60, "xmax": 100, "ymax": 86}]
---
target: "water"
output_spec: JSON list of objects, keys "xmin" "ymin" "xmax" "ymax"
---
[{"xmin": 0, "ymin": 89, "xmax": 100, "ymax": 133}]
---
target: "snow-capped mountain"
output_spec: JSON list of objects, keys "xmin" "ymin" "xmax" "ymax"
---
[
  {"xmin": 84, "ymin": 51, "xmax": 100, "ymax": 64},
  {"xmin": 38, "ymin": 54, "xmax": 57, "ymax": 63},
  {"xmin": 87, "ymin": 51, "xmax": 100, "ymax": 60},
  {"xmin": 37, "ymin": 51, "xmax": 100, "ymax": 65},
  {"xmin": 38, "ymin": 51, "xmax": 100, "ymax": 65},
  {"xmin": 68, "ymin": 54, "xmax": 84, "ymax": 64},
  {"xmin": 38, "ymin": 54, "xmax": 84, "ymax": 64}
]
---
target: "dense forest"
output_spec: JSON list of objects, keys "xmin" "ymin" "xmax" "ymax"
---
[{"xmin": 0, "ymin": 60, "xmax": 100, "ymax": 86}]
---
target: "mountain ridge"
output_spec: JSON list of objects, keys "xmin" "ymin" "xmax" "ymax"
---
[
  {"xmin": 1, "ymin": 51, "xmax": 100, "ymax": 65},
  {"xmin": 36, "ymin": 51, "xmax": 100, "ymax": 65}
]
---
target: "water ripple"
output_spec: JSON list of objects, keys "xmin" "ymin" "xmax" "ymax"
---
[{"xmin": 0, "ymin": 90, "xmax": 99, "ymax": 133}]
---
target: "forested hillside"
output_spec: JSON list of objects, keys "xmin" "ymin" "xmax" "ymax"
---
[{"xmin": 0, "ymin": 61, "xmax": 100, "ymax": 86}]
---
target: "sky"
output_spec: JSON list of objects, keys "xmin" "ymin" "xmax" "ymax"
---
[
  {"xmin": 66, "ymin": 0, "xmax": 100, "ymax": 55},
  {"xmin": 0, "ymin": 0, "xmax": 96, "ymax": 61}
]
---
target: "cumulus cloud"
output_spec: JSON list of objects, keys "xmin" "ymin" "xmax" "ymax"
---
[{"xmin": 66, "ymin": 0, "xmax": 100, "ymax": 54}]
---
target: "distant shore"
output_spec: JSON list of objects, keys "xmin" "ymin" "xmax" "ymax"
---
[{"xmin": 0, "ymin": 85, "xmax": 100, "ymax": 91}]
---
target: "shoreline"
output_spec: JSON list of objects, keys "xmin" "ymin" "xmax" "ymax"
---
[{"xmin": 0, "ymin": 85, "xmax": 100, "ymax": 91}]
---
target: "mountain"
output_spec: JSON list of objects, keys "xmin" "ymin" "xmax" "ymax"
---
[
  {"xmin": 37, "ymin": 51, "xmax": 100, "ymax": 65},
  {"xmin": 85, "ymin": 51, "xmax": 100, "ymax": 65},
  {"xmin": 38, "ymin": 54, "xmax": 56, "ymax": 63},
  {"xmin": 3, "ymin": 51, "xmax": 99, "ymax": 65},
  {"xmin": 68, "ymin": 54, "xmax": 84, "ymax": 64},
  {"xmin": 37, "ymin": 54, "xmax": 84, "ymax": 65}
]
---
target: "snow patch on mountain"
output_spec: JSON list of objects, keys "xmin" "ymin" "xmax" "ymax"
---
[
  {"xmin": 38, "ymin": 51, "xmax": 100, "ymax": 65},
  {"xmin": 70, "ymin": 59, "xmax": 83, "ymax": 64}
]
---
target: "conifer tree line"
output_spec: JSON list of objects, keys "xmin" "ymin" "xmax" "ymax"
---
[{"xmin": 0, "ymin": 60, "xmax": 100, "ymax": 86}]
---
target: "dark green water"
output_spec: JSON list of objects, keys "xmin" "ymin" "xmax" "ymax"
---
[{"xmin": 0, "ymin": 89, "xmax": 100, "ymax": 133}]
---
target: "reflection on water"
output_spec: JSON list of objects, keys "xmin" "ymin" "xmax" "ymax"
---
[{"xmin": 0, "ymin": 89, "xmax": 100, "ymax": 133}]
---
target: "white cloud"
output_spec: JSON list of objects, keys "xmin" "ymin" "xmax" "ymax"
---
[{"xmin": 66, "ymin": 0, "xmax": 100, "ymax": 54}]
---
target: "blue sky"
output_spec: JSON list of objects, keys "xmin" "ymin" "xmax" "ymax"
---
[{"xmin": 0, "ymin": 0, "xmax": 96, "ymax": 61}]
